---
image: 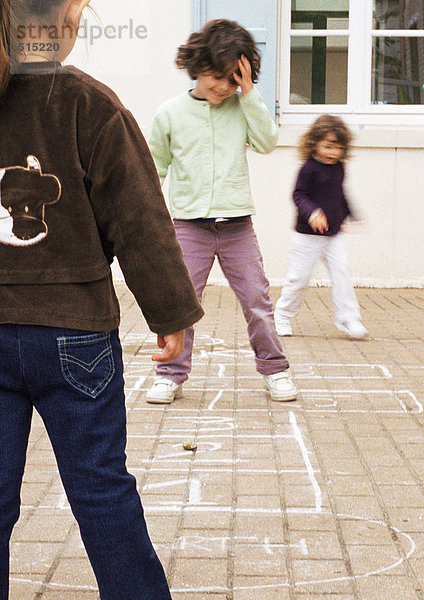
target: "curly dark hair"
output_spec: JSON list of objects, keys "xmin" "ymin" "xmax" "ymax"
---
[
  {"xmin": 298, "ymin": 114, "xmax": 353, "ymax": 162},
  {"xmin": 176, "ymin": 19, "xmax": 261, "ymax": 83}
]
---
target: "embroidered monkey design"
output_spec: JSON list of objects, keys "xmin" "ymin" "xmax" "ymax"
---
[{"xmin": 0, "ymin": 155, "xmax": 61, "ymax": 246}]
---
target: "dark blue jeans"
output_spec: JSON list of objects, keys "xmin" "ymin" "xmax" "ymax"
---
[{"xmin": 0, "ymin": 325, "xmax": 172, "ymax": 600}]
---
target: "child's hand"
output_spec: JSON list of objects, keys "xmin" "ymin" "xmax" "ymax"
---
[
  {"xmin": 233, "ymin": 55, "xmax": 254, "ymax": 96},
  {"xmin": 152, "ymin": 330, "xmax": 185, "ymax": 362},
  {"xmin": 310, "ymin": 212, "xmax": 329, "ymax": 234}
]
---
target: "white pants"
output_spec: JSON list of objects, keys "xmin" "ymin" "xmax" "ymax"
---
[{"xmin": 275, "ymin": 231, "xmax": 361, "ymax": 324}]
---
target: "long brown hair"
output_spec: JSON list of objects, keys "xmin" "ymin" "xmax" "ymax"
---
[
  {"xmin": 0, "ymin": 0, "xmax": 65, "ymax": 96},
  {"xmin": 0, "ymin": 0, "xmax": 12, "ymax": 96}
]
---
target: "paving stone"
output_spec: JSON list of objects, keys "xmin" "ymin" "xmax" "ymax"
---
[
  {"xmin": 47, "ymin": 558, "xmax": 97, "ymax": 588},
  {"xmin": 9, "ymin": 580, "xmax": 41, "ymax": 600},
  {"xmin": 234, "ymin": 516, "xmax": 286, "ymax": 544},
  {"xmin": 171, "ymin": 557, "xmax": 228, "ymax": 590},
  {"xmin": 7, "ymin": 285, "xmax": 424, "ymax": 599},
  {"xmin": 356, "ymin": 574, "xmax": 420, "ymax": 598},
  {"xmin": 13, "ymin": 514, "xmax": 74, "ymax": 543},
  {"xmin": 233, "ymin": 543, "xmax": 288, "ymax": 577},
  {"xmin": 10, "ymin": 542, "xmax": 61, "ymax": 574},
  {"xmin": 232, "ymin": 576, "xmax": 290, "ymax": 599}
]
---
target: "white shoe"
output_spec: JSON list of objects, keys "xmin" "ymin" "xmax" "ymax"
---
[
  {"xmin": 263, "ymin": 372, "xmax": 297, "ymax": 402},
  {"xmin": 146, "ymin": 377, "xmax": 183, "ymax": 404},
  {"xmin": 335, "ymin": 319, "xmax": 368, "ymax": 339},
  {"xmin": 274, "ymin": 315, "xmax": 292, "ymax": 337}
]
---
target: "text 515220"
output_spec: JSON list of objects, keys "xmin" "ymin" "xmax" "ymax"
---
[{"xmin": 18, "ymin": 42, "xmax": 60, "ymax": 53}]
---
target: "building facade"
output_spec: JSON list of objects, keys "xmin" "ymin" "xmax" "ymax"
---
[{"xmin": 69, "ymin": 0, "xmax": 424, "ymax": 286}]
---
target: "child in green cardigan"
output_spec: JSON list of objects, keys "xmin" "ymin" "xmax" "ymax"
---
[{"xmin": 147, "ymin": 19, "xmax": 297, "ymax": 404}]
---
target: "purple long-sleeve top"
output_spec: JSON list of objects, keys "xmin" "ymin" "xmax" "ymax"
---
[{"xmin": 293, "ymin": 158, "xmax": 352, "ymax": 236}]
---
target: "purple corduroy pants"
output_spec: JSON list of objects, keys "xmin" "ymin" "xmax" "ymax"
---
[{"xmin": 156, "ymin": 218, "xmax": 289, "ymax": 383}]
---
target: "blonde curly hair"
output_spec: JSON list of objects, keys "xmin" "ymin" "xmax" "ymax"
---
[{"xmin": 298, "ymin": 115, "xmax": 353, "ymax": 162}]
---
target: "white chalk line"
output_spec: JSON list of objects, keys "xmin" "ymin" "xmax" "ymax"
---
[
  {"xmin": 11, "ymin": 515, "xmax": 415, "ymax": 593},
  {"xmin": 129, "ymin": 388, "xmax": 420, "ymax": 397},
  {"xmin": 142, "ymin": 505, "xmax": 323, "ymax": 515},
  {"xmin": 126, "ymin": 375, "xmax": 392, "ymax": 388},
  {"xmin": 289, "ymin": 411, "xmax": 322, "ymax": 512},
  {"xmin": 130, "ymin": 406, "xmax": 422, "ymax": 415},
  {"xmin": 9, "ymin": 578, "xmax": 98, "ymax": 592},
  {"xmin": 142, "ymin": 479, "xmax": 187, "ymax": 491},
  {"xmin": 57, "ymin": 492, "xmax": 67, "ymax": 510},
  {"xmin": 19, "ymin": 467, "xmax": 319, "ymax": 512},
  {"xmin": 129, "ymin": 433, "xmax": 293, "ymax": 440},
  {"xmin": 188, "ymin": 479, "xmax": 202, "ymax": 504},
  {"xmin": 170, "ymin": 515, "xmax": 416, "ymax": 593},
  {"xmin": 126, "ymin": 387, "xmax": 424, "ymax": 414},
  {"xmin": 394, "ymin": 391, "xmax": 423, "ymax": 413},
  {"xmin": 217, "ymin": 364, "xmax": 226, "ymax": 378},
  {"xmin": 14, "ymin": 354, "xmax": 422, "ymax": 593},
  {"xmin": 175, "ymin": 534, "xmax": 308, "ymax": 556},
  {"xmin": 20, "ymin": 503, "xmax": 319, "ymax": 513},
  {"xmin": 287, "ymin": 363, "xmax": 393, "ymax": 379},
  {"xmin": 208, "ymin": 390, "xmax": 223, "ymax": 410},
  {"xmin": 206, "ymin": 365, "xmax": 227, "ymax": 409},
  {"xmin": 125, "ymin": 375, "xmax": 147, "ymax": 401},
  {"xmin": 17, "ymin": 504, "xmax": 331, "ymax": 514},
  {"xmin": 139, "ymin": 467, "xmax": 316, "ymax": 475},
  {"xmin": 124, "ymin": 362, "xmax": 396, "ymax": 377},
  {"xmin": 13, "ymin": 427, "xmax": 420, "ymax": 581},
  {"xmin": 123, "ymin": 361, "xmax": 396, "ymax": 389}
]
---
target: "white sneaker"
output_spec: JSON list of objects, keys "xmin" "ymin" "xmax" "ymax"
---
[
  {"xmin": 263, "ymin": 372, "xmax": 297, "ymax": 402},
  {"xmin": 274, "ymin": 314, "xmax": 292, "ymax": 337},
  {"xmin": 335, "ymin": 319, "xmax": 368, "ymax": 339},
  {"xmin": 146, "ymin": 377, "xmax": 183, "ymax": 404}
]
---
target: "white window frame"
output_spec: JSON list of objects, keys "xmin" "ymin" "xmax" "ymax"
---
[{"xmin": 279, "ymin": 0, "xmax": 424, "ymax": 125}]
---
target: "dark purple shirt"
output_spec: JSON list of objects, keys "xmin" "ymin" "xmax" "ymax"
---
[{"xmin": 293, "ymin": 158, "xmax": 351, "ymax": 236}]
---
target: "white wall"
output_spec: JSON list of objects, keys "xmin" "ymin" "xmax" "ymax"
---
[
  {"xmin": 67, "ymin": 0, "xmax": 192, "ymax": 130},
  {"xmin": 250, "ymin": 131, "xmax": 424, "ymax": 287},
  {"xmin": 69, "ymin": 1, "xmax": 424, "ymax": 287}
]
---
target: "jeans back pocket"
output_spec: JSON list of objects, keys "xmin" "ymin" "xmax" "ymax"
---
[{"xmin": 57, "ymin": 332, "xmax": 115, "ymax": 399}]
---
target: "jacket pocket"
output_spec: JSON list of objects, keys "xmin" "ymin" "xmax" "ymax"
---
[
  {"xmin": 57, "ymin": 332, "xmax": 115, "ymax": 399},
  {"xmin": 223, "ymin": 179, "xmax": 253, "ymax": 208}
]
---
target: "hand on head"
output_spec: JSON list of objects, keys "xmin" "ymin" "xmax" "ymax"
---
[{"xmin": 233, "ymin": 55, "xmax": 253, "ymax": 97}]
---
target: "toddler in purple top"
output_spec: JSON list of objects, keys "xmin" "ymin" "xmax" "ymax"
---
[{"xmin": 274, "ymin": 115, "xmax": 368, "ymax": 339}]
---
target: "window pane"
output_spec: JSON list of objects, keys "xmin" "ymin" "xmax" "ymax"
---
[
  {"xmin": 292, "ymin": 18, "xmax": 349, "ymax": 30},
  {"xmin": 290, "ymin": 36, "xmax": 348, "ymax": 104},
  {"xmin": 372, "ymin": 37, "xmax": 424, "ymax": 104},
  {"xmin": 291, "ymin": 0, "xmax": 349, "ymax": 28},
  {"xmin": 373, "ymin": 0, "xmax": 424, "ymax": 30}
]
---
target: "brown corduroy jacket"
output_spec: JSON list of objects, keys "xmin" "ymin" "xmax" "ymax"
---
[{"xmin": 0, "ymin": 62, "xmax": 203, "ymax": 334}]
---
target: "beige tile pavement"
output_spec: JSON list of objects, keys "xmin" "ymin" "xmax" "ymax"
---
[{"xmin": 8, "ymin": 284, "xmax": 424, "ymax": 599}]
